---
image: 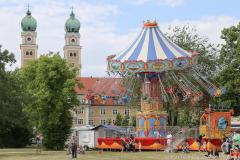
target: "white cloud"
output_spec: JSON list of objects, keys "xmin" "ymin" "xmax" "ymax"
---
[
  {"xmin": 131, "ymin": 0, "xmax": 185, "ymax": 7},
  {"xmin": 159, "ymin": 16, "xmax": 239, "ymax": 44},
  {"xmin": 0, "ymin": 1, "xmax": 239, "ymax": 77}
]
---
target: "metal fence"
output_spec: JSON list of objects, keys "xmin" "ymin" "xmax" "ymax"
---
[{"xmin": 97, "ymin": 126, "xmax": 199, "ymax": 139}]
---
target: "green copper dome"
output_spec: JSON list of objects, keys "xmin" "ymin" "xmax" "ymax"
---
[
  {"xmin": 65, "ymin": 11, "xmax": 80, "ymax": 33},
  {"xmin": 21, "ymin": 9, "xmax": 37, "ymax": 31}
]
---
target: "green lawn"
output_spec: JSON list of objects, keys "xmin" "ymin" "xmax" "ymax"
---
[{"xmin": 0, "ymin": 148, "xmax": 228, "ymax": 160}]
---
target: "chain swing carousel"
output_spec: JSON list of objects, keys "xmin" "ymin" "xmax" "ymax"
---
[{"xmin": 97, "ymin": 20, "xmax": 228, "ymax": 151}]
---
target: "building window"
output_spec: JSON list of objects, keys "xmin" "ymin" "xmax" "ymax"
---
[
  {"xmin": 74, "ymin": 53, "xmax": 76, "ymax": 57},
  {"xmin": 89, "ymin": 120, "xmax": 94, "ymax": 125},
  {"xmin": 27, "ymin": 37, "xmax": 31, "ymax": 41},
  {"xmin": 89, "ymin": 108, "xmax": 94, "ymax": 115},
  {"xmin": 76, "ymin": 107, "xmax": 84, "ymax": 114},
  {"xmin": 77, "ymin": 119, "xmax": 84, "ymax": 125},
  {"xmin": 70, "ymin": 53, "xmax": 73, "ymax": 57},
  {"xmin": 26, "ymin": 51, "xmax": 29, "ymax": 55},
  {"xmin": 100, "ymin": 120, "xmax": 106, "ymax": 125},
  {"xmin": 71, "ymin": 39, "xmax": 75, "ymax": 43},
  {"xmin": 100, "ymin": 108, "xmax": 105, "ymax": 115},
  {"xmin": 112, "ymin": 119, "xmax": 115, "ymax": 125},
  {"xmin": 124, "ymin": 109, "xmax": 129, "ymax": 115},
  {"xmin": 112, "ymin": 109, "xmax": 118, "ymax": 115},
  {"xmin": 30, "ymin": 51, "xmax": 33, "ymax": 55}
]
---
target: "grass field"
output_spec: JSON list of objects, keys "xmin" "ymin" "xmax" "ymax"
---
[{"xmin": 0, "ymin": 149, "xmax": 228, "ymax": 160}]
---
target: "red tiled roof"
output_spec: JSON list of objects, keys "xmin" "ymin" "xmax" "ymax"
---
[{"xmin": 75, "ymin": 77, "xmax": 125, "ymax": 97}]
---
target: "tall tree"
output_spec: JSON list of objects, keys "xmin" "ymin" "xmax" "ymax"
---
[
  {"xmin": 217, "ymin": 22, "xmax": 240, "ymax": 107},
  {"xmin": 129, "ymin": 116, "xmax": 136, "ymax": 127},
  {"xmin": 115, "ymin": 113, "xmax": 122, "ymax": 126},
  {"xmin": 20, "ymin": 53, "xmax": 80, "ymax": 150},
  {"xmin": 166, "ymin": 25, "xmax": 218, "ymax": 126},
  {"xmin": 121, "ymin": 115, "xmax": 129, "ymax": 126},
  {"xmin": 0, "ymin": 46, "xmax": 32, "ymax": 148},
  {"xmin": 122, "ymin": 75, "xmax": 142, "ymax": 109}
]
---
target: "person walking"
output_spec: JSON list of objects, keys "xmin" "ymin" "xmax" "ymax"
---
[
  {"xmin": 71, "ymin": 136, "xmax": 78, "ymax": 159},
  {"xmin": 36, "ymin": 134, "xmax": 43, "ymax": 153}
]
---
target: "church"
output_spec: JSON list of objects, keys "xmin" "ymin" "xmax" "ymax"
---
[
  {"xmin": 20, "ymin": 8, "xmax": 81, "ymax": 76},
  {"xmin": 20, "ymin": 8, "xmax": 135, "ymax": 127}
]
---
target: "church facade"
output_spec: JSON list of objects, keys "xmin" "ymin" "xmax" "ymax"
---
[{"xmin": 20, "ymin": 8, "xmax": 81, "ymax": 76}]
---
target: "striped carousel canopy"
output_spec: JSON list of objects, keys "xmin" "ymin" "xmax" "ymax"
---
[{"xmin": 114, "ymin": 20, "xmax": 193, "ymax": 62}]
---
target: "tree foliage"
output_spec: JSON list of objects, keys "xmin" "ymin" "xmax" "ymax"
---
[
  {"xmin": 166, "ymin": 25, "xmax": 218, "ymax": 126},
  {"xmin": 167, "ymin": 25, "xmax": 218, "ymax": 75},
  {"xmin": 129, "ymin": 115, "xmax": 136, "ymax": 127},
  {"xmin": 217, "ymin": 22, "xmax": 240, "ymax": 106},
  {"xmin": 106, "ymin": 118, "xmax": 112, "ymax": 125},
  {"xmin": 20, "ymin": 53, "xmax": 80, "ymax": 150},
  {"xmin": 121, "ymin": 115, "xmax": 129, "ymax": 126},
  {"xmin": 115, "ymin": 113, "xmax": 122, "ymax": 126},
  {"xmin": 122, "ymin": 76, "xmax": 142, "ymax": 109},
  {"xmin": 0, "ymin": 47, "xmax": 32, "ymax": 148}
]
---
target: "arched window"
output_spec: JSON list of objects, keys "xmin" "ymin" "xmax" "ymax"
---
[
  {"xmin": 74, "ymin": 53, "xmax": 76, "ymax": 57},
  {"xmin": 71, "ymin": 39, "xmax": 75, "ymax": 43},
  {"xmin": 26, "ymin": 51, "xmax": 29, "ymax": 55},
  {"xmin": 30, "ymin": 51, "xmax": 33, "ymax": 55},
  {"xmin": 70, "ymin": 53, "xmax": 73, "ymax": 56}
]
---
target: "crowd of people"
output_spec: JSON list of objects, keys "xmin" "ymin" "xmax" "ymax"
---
[
  {"xmin": 33, "ymin": 130, "xmax": 240, "ymax": 159},
  {"xmin": 120, "ymin": 134, "xmax": 136, "ymax": 152}
]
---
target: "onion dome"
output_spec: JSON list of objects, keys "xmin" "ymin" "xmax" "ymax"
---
[
  {"xmin": 21, "ymin": 9, "xmax": 37, "ymax": 31},
  {"xmin": 65, "ymin": 11, "xmax": 80, "ymax": 33}
]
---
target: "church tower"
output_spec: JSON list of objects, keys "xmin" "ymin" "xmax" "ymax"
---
[
  {"xmin": 20, "ymin": 8, "xmax": 38, "ymax": 67},
  {"xmin": 64, "ymin": 10, "xmax": 81, "ymax": 76}
]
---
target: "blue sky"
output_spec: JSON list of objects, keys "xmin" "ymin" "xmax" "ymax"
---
[{"xmin": 0, "ymin": 0, "xmax": 239, "ymax": 76}]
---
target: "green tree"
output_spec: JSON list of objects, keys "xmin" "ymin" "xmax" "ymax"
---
[
  {"xmin": 20, "ymin": 53, "xmax": 80, "ymax": 150},
  {"xmin": 106, "ymin": 118, "xmax": 112, "ymax": 125},
  {"xmin": 167, "ymin": 25, "xmax": 218, "ymax": 75},
  {"xmin": 129, "ymin": 116, "xmax": 136, "ymax": 127},
  {"xmin": 0, "ymin": 46, "xmax": 32, "ymax": 148},
  {"xmin": 122, "ymin": 75, "xmax": 142, "ymax": 109},
  {"xmin": 115, "ymin": 113, "xmax": 122, "ymax": 126},
  {"xmin": 217, "ymin": 22, "xmax": 240, "ymax": 107},
  {"xmin": 121, "ymin": 115, "xmax": 129, "ymax": 126},
  {"xmin": 166, "ymin": 25, "xmax": 218, "ymax": 126}
]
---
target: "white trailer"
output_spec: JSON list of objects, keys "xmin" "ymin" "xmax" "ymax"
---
[{"xmin": 75, "ymin": 125, "xmax": 95, "ymax": 148}]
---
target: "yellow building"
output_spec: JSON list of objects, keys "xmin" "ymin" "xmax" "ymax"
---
[{"xmin": 73, "ymin": 77, "xmax": 136, "ymax": 126}]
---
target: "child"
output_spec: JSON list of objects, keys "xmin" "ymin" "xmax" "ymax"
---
[
  {"xmin": 202, "ymin": 140, "xmax": 207, "ymax": 152},
  {"xmin": 182, "ymin": 140, "xmax": 189, "ymax": 153}
]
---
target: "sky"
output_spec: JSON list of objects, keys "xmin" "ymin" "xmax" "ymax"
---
[{"xmin": 0, "ymin": 0, "xmax": 239, "ymax": 77}]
